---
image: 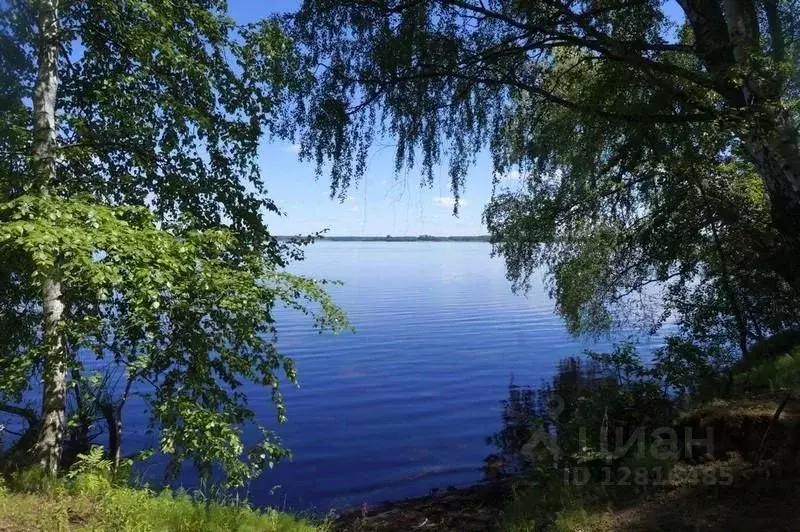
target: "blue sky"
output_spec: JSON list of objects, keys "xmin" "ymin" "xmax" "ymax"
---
[
  {"xmin": 261, "ymin": 140, "xmax": 502, "ymax": 238},
  {"xmin": 225, "ymin": 0, "xmax": 516, "ymax": 237},
  {"xmin": 229, "ymin": 1, "xmax": 684, "ymax": 237}
]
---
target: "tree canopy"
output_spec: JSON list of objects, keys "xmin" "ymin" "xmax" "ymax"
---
[
  {"xmin": 289, "ymin": 0, "xmax": 800, "ymax": 356},
  {"xmin": 0, "ymin": 0, "xmax": 346, "ymax": 483}
]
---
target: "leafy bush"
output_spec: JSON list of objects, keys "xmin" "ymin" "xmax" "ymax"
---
[
  {"xmin": 651, "ymin": 336, "xmax": 735, "ymax": 403},
  {"xmin": 488, "ymin": 345, "xmax": 679, "ymax": 484},
  {"xmin": 733, "ymin": 332, "xmax": 800, "ymax": 392},
  {"xmin": 744, "ymin": 330, "xmax": 800, "ymax": 366},
  {"xmin": 491, "ymin": 343, "xmax": 692, "ymax": 531}
]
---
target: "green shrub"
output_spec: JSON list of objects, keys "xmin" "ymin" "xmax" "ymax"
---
[
  {"xmin": 651, "ymin": 337, "xmax": 734, "ymax": 403},
  {"xmin": 733, "ymin": 331, "xmax": 800, "ymax": 392},
  {"xmin": 745, "ymin": 330, "xmax": 800, "ymax": 366}
]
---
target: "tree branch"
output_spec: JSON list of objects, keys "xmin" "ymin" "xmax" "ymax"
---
[
  {"xmin": 676, "ymin": 0, "xmax": 737, "ymax": 79},
  {"xmin": 442, "ymin": 0, "xmax": 721, "ymax": 92},
  {"xmin": 548, "ymin": 0, "xmax": 734, "ymax": 97},
  {"xmin": 359, "ymin": 66, "xmax": 715, "ymax": 124},
  {"xmin": 764, "ymin": 0, "xmax": 785, "ymax": 61},
  {"xmin": 0, "ymin": 402, "xmax": 40, "ymax": 427},
  {"xmin": 758, "ymin": 391, "xmax": 793, "ymax": 461}
]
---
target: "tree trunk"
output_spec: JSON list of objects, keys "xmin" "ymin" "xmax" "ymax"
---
[
  {"xmin": 110, "ymin": 410, "xmax": 122, "ymax": 469},
  {"xmin": 746, "ymin": 112, "xmax": 800, "ymax": 224},
  {"xmin": 30, "ymin": 0, "xmax": 64, "ymax": 475},
  {"xmin": 34, "ymin": 276, "xmax": 67, "ymax": 474},
  {"xmin": 743, "ymin": 109, "xmax": 800, "ymax": 286},
  {"xmin": 31, "ymin": 0, "xmax": 59, "ymax": 192},
  {"xmin": 680, "ymin": 1, "xmax": 800, "ymax": 285},
  {"xmin": 99, "ymin": 401, "xmax": 123, "ymax": 469}
]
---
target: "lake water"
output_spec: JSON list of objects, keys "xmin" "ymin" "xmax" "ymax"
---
[
  {"xmin": 6, "ymin": 242, "xmax": 664, "ymax": 512},
  {"xmin": 231, "ymin": 242, "xmax": 663, "ymax": 512}
]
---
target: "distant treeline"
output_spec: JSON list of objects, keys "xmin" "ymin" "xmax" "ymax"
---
[{"xmin": 276, "ymin": 235, "xmax": 491, "ymax": 242}]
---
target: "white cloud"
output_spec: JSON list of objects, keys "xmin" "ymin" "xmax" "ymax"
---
[
  {"xmin": 494, "ymin": 169, "xmax": 524, "ymax": 181},
  {"xmin": 283, "ymin": 143, "xmax": 302, "ymax": 155},
  {"xmin": 349, "ymin": 205, "xmax": 360, "ymax": 213},
  {"xmin": 433, "ymin": 196, "xmax": 467, "ymax": 208}
]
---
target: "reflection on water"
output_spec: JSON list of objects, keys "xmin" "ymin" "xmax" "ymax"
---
[
  {"xmin": 484, "ymin": 353, "xmax": 677, "ymax": 481},
  {"xmin": 483, "ymin": 357, "xmax": 606, "ymax": 479}
]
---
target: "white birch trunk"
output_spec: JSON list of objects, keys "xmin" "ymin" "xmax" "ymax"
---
[{"xmin": 30, "ymin": 0, "xmax": 66, "ymax": 475}]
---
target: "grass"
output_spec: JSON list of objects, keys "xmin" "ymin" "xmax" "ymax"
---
[
  {"xmin": 496, "ymin": 475, "xmax": 616, "ymax": 532},
  {"xmin": 0, "ymin": 485, "xmax": 327, "ymax": 532},
  {"xmin": 0, "ymin": 459, "xmax": 328, "ymax": 532}
]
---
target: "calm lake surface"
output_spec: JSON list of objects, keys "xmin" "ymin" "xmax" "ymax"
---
[{"xmin": 123, "ymin": 242, "xmax": 665, "ymax": 511}]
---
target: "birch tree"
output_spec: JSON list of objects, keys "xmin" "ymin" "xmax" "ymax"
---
[
  {"xmin": 0, "ymin": 0, "xmax": 345, "ymax": 481},
  {"xmin": 289, "ymin": 1, "xmax": 800, "ymax": 285}
]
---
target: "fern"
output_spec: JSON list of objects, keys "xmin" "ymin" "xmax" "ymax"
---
[{"xmin": 67, "ymin": 446, "xmax": 112, "ymax": 480}]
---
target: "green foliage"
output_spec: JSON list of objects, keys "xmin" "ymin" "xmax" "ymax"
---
[
  {"xmin": 486, "ymin": 95, "xmax": 799, "ymax": 344},
  {"xmin": 497, "ymin": 472, "xmax": 616, "ymax": 532},
  {"xmin": 7, "ymin": 465, "xmax": 64, "ymax": 495},
  {"xmin": 490, "ymin": 347, "xmax": 693, "ymax": 531},
  {"xmin": 292, "ymin": 1, "xmax": 727, "ymax": 199},
  {"xmin": 288, "ymin": 0, "xmax": 800, "ymax": 365},
  {"xmin": 650, "ymin": 337, "xmax": 735, "ymax": 403},
  {"xmin": 742, "ymin": 329, "xmax": 800, "ymax": 366},
  {"xmin": 0, "ymin": 451, "xmax": 327, "ymax": 530},
  {"xmin": 0, "ymin": 476, "xmax": 327, "ymax": 532},
  {"xmin": 584, "ymin": 344, "xmax": 676, "ymax": 422},
  {"xmin": 1, "ymin": 0, "xmax": 304, "ymax": 248},
  {"xmin": 488, "ymin": 346, "xmax": 677, "ymax": 483},
  {"xmin": 65, "ymin": 445, "xmax": 133, "ymax": 495},
  {"xmin": 733, "ymin": 332, "xmax": 800, "ymax": 392},
  {"xmin": 498, "ymin": 476, "xmax": 584, "ymax": 532},
  {"xmin": 0, "ymin": 194, "xmax": 348, "ymax": 484},
  {"xmin": 0, "ymin": 0, "xmax": 349, "ymax": 483},
  {"xmin": 66, "ymin": 446, "xmax": 113, "ymax": 479}
]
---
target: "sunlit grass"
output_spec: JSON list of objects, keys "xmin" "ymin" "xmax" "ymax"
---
[{"xmin": 0, "ymin": 474, "xmax": 327, "ymax": 532}]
